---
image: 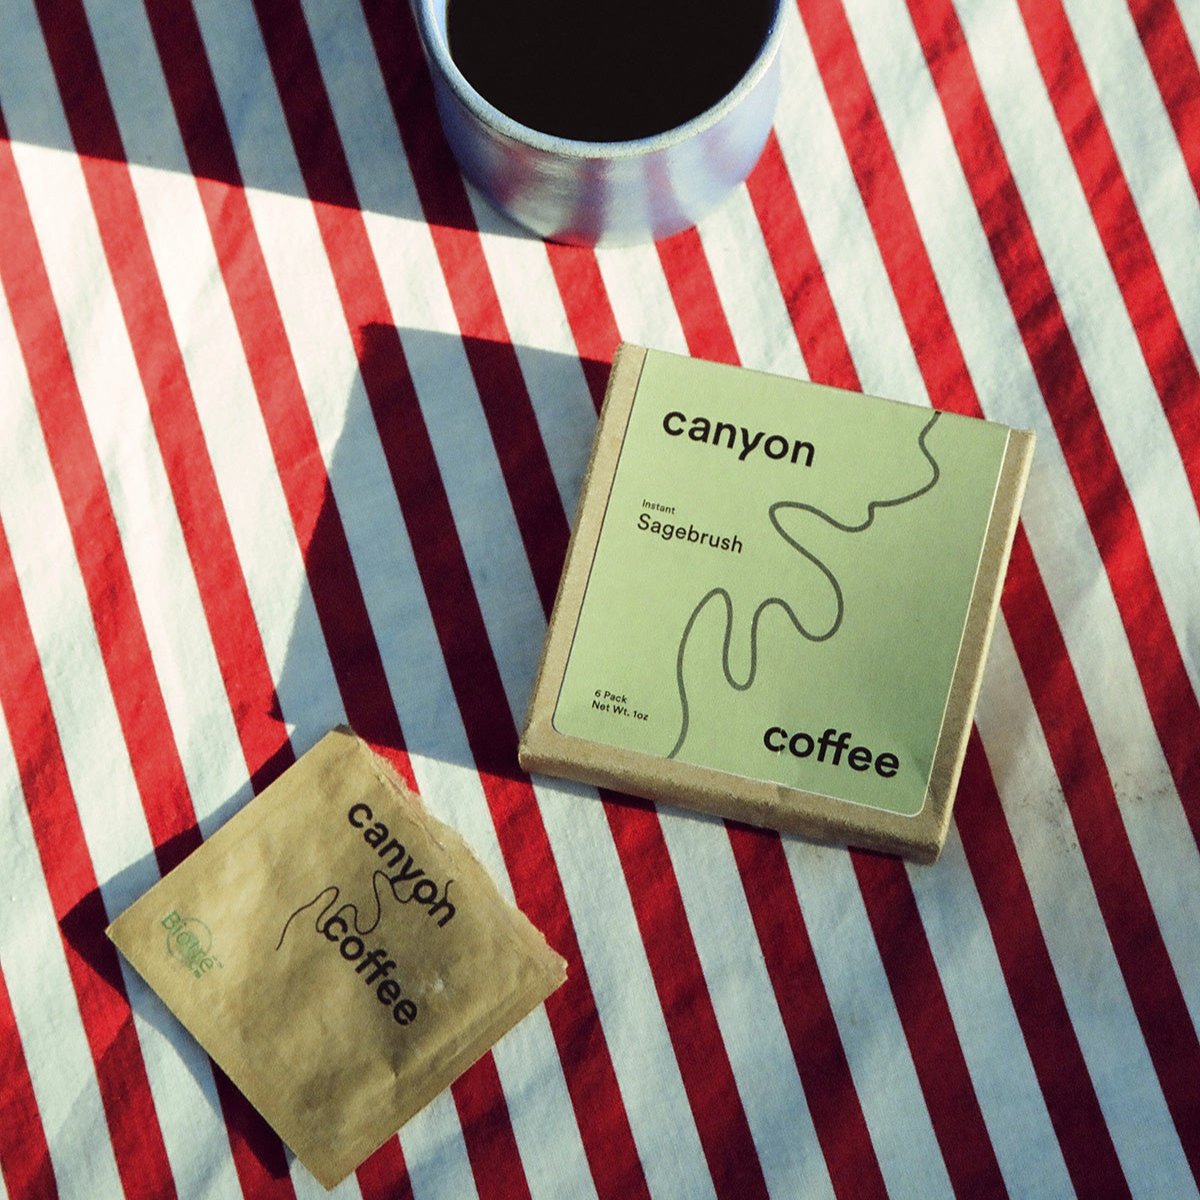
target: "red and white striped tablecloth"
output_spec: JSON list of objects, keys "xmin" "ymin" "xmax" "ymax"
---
[{"xmin": 1, "ymin": 1, "xmax": 1197, "ymax": 1197}]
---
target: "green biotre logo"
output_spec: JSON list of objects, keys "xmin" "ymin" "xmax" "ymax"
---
[{"xmin": 161, "ymin": 911, "xmax": 222, "ymax": 979}]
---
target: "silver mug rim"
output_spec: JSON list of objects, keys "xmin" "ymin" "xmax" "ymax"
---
[{"xmin": 414, "ymin": 0, "xmax": 788, "ymax": 161}]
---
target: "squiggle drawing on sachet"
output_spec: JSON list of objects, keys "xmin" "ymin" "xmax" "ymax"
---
[{"xmin": 276, "ymin": 870, "xmax": 455, "ymax": 951}]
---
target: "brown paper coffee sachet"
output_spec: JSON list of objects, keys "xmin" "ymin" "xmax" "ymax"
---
[{"xmin": 107, "ymin": 727, "xmax": 567, "ymax": 1189}]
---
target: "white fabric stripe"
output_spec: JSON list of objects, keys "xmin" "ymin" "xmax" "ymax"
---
[
  {"xmin": 0, "ymin": 298, "xmax": 246, "ymax": 1199},
  {"xmin": 184, "ymin": 10, "xmax": 350, "ymax": 472},
  {"xmin": 690, "ymin": 36, "xmax": 1077, "ymax": 1182},
  {"xmin": 694, "ymin": 186, "xmax": 805, "ymax": 377},
  {"xmin": 1061, "ymin": 0, "xmax": 1200, "ymax": 368},
  {"xmin": 81, "ymin": 0, "xmax": 336, "ymax": 771},
  {"xmin": 976, "ymin": 621, "xmax": 1196, "ymax": 1198},
  {"xmin": 288, "ymin": 7, "xmax": 528, "ymax": 873},
  {"xmin": 396, "ymin": 1091, "xmax": 480, "ymax": 1200},
  {"xmin": 782, "ymin": 843, "xmax": 955, "ymax": 1199},
  {"xmin": 953, "ymin": 0, "xmax": 1200, "ymax": 694},
  {"xmin": 188, "ymin": 6, "xmax": 483, "ymax": 1196},
  {"xmin": 302, "ymin": 7, "xmax": 739, "ymax": 1196},
  {"xmin": 667, "ymin": 173, "xmax": 1038, "ymax": 1194},
  {"xmin": 0, "ymin": 1, "xmax": 249, "ymax": 838},
  {"xmin": 593, "ymin": 89, "xmax": 959, "ymax": 1197},
  {"xmin": 292, "ymin": 1158, "xmax": 363, "ymax": 1200},
  {"xmin": 654, "ymin": 808, "xmax": 837, "ymax": 1200},
  {"xmin": 467, "ymin": 201, "xmax": 603, "ymax": 528},
  {"xmin": 833, "ymin": 0, "xmax": 1200, "ymax": 1027},
  {"xmin": 907, "ymin": 831, "xmax": 1074, "ymax": 1197},
  {"xmin": 772, "ymin": 4, "xmax": 926, "ymax": 404},
  {"xmin": 0, "ymin": 733, "xmax": 125, "ymax": 1200},
  {"xmin": 713, "ymin": 14, "xmax": 1051, "ymax": 1187},
  {"xmin": 470, "ymin": 175, "xmax": 840, "ymax": 1191},
  {"xmin": 593, "ymin": 243, "xmax": 689, "ymax": 354}
]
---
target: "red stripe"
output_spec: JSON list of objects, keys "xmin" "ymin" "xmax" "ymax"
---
[
  {"xmin": 800, "ymin": 0, "xmax": 1200, "ymax": 1180},
  {"xmin": 654, "ymin": 191, "xmax": 1007, "ymax": 1196},
  {"xmin": 356, "ymin": 1138, "xmax": 414, "ymax": 1200},
  {"xmin": 1129, "ymin": 0, "xmax": 1200, "ymax": 206},
  {"xmin": 32, "ymin": 0, "xmax": 293, "ymax": 813},
  {"xmin": 744, "ymin": 134, "xmax": 860, "ymax": 389},
  {"xmin": 360, "ymin": 5, "xmax": 773, "ymax": 1195},
  {"xmin": 371, "ymin": 30, "xmax": 771, "ymax": 1182},
  {"xmin": 357, "ymin": 0, "xmax": 563, "ymax": 615},
  {"xmin": 248, "ymin": 34, "xmax": 530, "ymax": 1200},
  {"xmin": 743, "ymin": 116, "xmax": 1117, "ymax": 1196},
  {"xmin": 361, "ymin": 322, "xmax": 565, "ymax": 1200},
  {"xmin": 0, "ymin": 135, "xmax": 198, "ymax": 874},
  {"xmin": 137, "ymin": 0, "xmax": 511, "ymax": 1191},
  {"xmin": 547, "ymin": 132, "xmax": 882, "ymax": 1200},
  {"xmin": 0, "ymin": 962, "xmax": 59, "ymax": 1200},
  {"xmin": 597, "ymin": 795, "xmax": 770, "ymax": 1199},
  {"xmin": 854, "ymin": 854, "xmax": 1010, "ymax": 1198},
  {"xmin": 1007, "ymin": 0, "xmax": 1200, "ymax": 795},
  {"xmin": 899, "ymin": 1, "xmax": 1200, "ymax": 1176},
  {"xmin": 747, "ymin": 20, "xmax": 1148, "ymax": 1191},
  {"xmin": 248, "ymin": 3, "xmax": 635, "ymax": 1196},
  {"xmin": 656, "ymin": 228, "xmax": 740, "ymax": 367},
  {"xmin": 452, "ymin": 1056, "xmax": 533, "ymax": 1200},
  {"xmin": 549, "ymin": 243, "xmax": 780, "ymax": 1189},
  {"xmin": 727, "ymin": 826, "xmax": 888, "ymax": 1200},
  {"xmin": 28, "ymin": 5, "xmax": 307, "ymax": 1194},
  {"xmin": 139, "ymin": 0, "xmax": 419, "ymax": 788},
  {"xmin": 650, "ymin": 233, "xmax": 884, "ymax": 1193},
  {"xmin": 544, "ymin": 247, "xmax": 622, "ymax": 406},
  {"xmin": 0, "ymin": 534, "xmax": 172, "ymax": 1200},
  {"xmin": 351, "ymin": 137, "xmax": 773, "ymax": 1188},
  {"xmin": 956, "ymin": 731, "xmax": 1130, "ymax": 1197},
  {"xmin": 1004, "ymin": 529, "xmax": 1200, "ymax": 1178},
  {"xmin": 0, "ymin": 127, "xmax": 180, "ymax": 1200},
  {"xmin": 134, "ymin": 4, "xmax": 452, "ymax": 1191},
  {"xmin": 909, "ymin": 0, "xmax": 1200, "ymax": 847},
  {"xmin": 713, "ymin": 168, "xmax": 893, "ymax": 1194},
  {"xmin": 452, "ymin": 333, "xmax": 569, "ymax": 618},
  {"xmin": 205, "ymin": 1068, "xmax": 296, "ymax": 1199}
]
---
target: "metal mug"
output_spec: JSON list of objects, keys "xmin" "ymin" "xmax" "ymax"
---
[{"xmin": 411, "ymin": 0, "xmax": 786, "ymax": 245}]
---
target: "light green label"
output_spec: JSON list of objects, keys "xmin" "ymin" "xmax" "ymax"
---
[{"xmin": 553, "ymin": 352, "xmax": 1009, "ymax": 816}]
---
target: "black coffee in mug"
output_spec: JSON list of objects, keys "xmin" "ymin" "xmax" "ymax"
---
[{"xmin": 447, "ymin": 0, "xmax": 776, "ymax": 142}]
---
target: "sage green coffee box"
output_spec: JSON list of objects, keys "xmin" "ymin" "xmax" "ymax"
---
[{"xmin": 519, "ymin": 346, "xmax": 1033, "ymax": 860}]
